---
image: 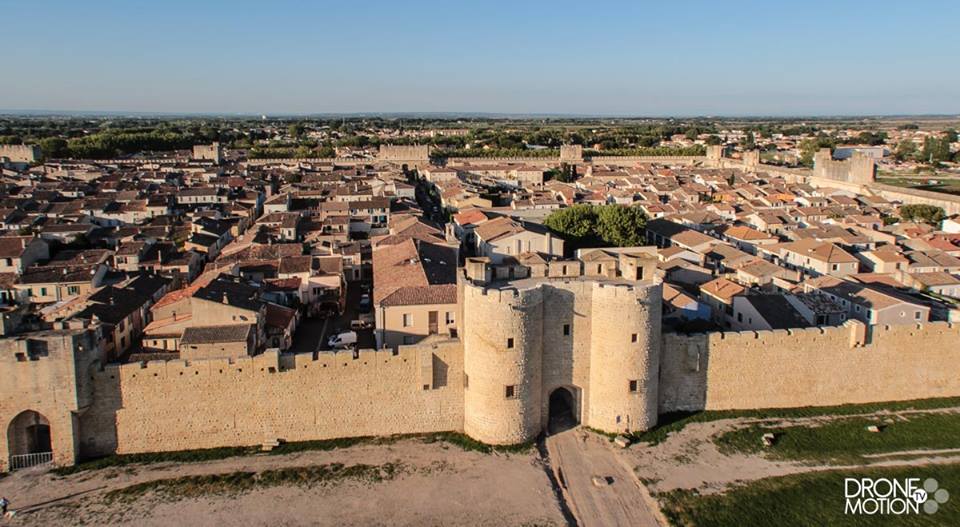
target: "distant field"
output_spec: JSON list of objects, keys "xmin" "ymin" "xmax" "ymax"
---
[{"xmin": 659, "ymin": 464, "xmax": 960, "ymax": 527}]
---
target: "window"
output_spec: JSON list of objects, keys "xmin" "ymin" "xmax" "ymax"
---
[
  {"xmin": 915, "ymin": 311, "xmax": 922, "ymax": 320},
  {"xmin": 402, "ymin": 313, "xmax": 412, "ymax": 327},
  {"xmin": 900, "ymin": 311, "xmax": 906, "ymax": 318},
  {"xmin": 563, "ymin": 324, "xmax": 570, "ymax": 336},
  {"xmin": 831, "ymin": 264, "xmax": 838, "ymax": 271},
  {"xmin": 737, "ymin": 312, "xmax": 743, "ymax": 323},
  {"xmin": 40, "ymin": 287, "xmax": 48, "ymax": 296},
  {"xmin": 629, "ymin": 380, "xmax": 639, "ymax": 392},
  {"xmin": 464, "ymin": 373, "xmax": 469, "ymax": 389},
  {"xmin": 855, "ymin": 305, "xmax": 861, "ymax": 313},
  {"xmin": 402, "ymin": 335, "xmax": 416, "ymax": 345},
  {"xmin": 445, "ymin": 311, "xmax": 454, "ymax": 324},
  {"xmin": 505, "ymin": 385, "xmax": 517, "ymax": 399},
  {"xmin": 506, "ymin": 338, "xmax": 514, "ymax": 349},
  {"xmin": 631, "ymin": 333, "xmax": 638, "ymax": 343},
  {"xmin": 597, "ymin": 264, "xmax": 602, "ymax": 273}
]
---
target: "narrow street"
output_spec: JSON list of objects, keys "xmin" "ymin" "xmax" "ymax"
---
[{"xmin": 545, "ymin": 428, "xmax": 664, "ymax": 527}]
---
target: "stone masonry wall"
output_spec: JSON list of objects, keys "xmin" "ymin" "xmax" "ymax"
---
[
  {"xmin": 462, "ymin": 285, "xmax": 544, "ymax": 445},
  {"xmin": 659, "ymin": 321, "xmax": 960, "ymax": 413},
  {"xmin": 80, "ymin": 341, "xmax": 463, "ymax": 456},
  {"xmin": 588, "ymin": 283, "xmax": 661, "ymax": 434},
  {"xmin": 0, "ymin": 328, "xmax": 100, "ymax": 470}
]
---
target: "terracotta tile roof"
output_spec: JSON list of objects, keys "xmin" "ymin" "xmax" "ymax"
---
[
  {"xmin": 453, "ymin": 208, "xmax": 489, "ymax": 227},
  {"xmin": 699, "ymin": 277, "xmax": 746, "ymax": 302},
  {"xmin": 372, "ymin": 238, "xmax": 456, "ymax": 305},
  {"xmin": 380, "ymin": 284, "xmax": 457, "ymax": 307},
  {"xmin": 779, "ymin": 239, "xmax": 858, "ymax": 264},
  {"xmin": 265, "ymin": 303, "xmax": 297, "ymax": 329}
]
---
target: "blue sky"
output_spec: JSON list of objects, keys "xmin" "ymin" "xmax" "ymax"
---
[{"xmin": 3, "ymin": 0, "xmax": 958, "ymax": 116}]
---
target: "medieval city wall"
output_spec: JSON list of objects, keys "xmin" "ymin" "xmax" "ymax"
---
[
  {"xmin": 0, "ymin": 329, "xmax": 99, "ymax": 471},
  {"xmin": 659, "ymin": 321, "xmax": 960, "ymax": 413},
  {"xmin": 872, "ymin": 183, "xmax": 960, "ymax": 216},
  {"xmin": 0, "ymin": 144, "xmax": 40, "ymax": 163},
  {"xmin": 80, "ymin": 340, "xmax": 464, "ymax": 457}
]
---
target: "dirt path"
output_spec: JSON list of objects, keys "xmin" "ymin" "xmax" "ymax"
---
[
  {"xmin": 546, "ymin": 428, "xmax": 663, "ymax": 526},
  {"xmin": 0, "ymin": 438, "xmax": 567, "ymax": 526}
]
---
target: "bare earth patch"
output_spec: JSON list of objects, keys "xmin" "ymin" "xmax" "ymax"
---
[
  {"xmin": 0, "ymin": 438, "xmax": 565, "ymax": 527},
  {"xmin": 624, "ymin": 407, "xmax": 960, "ymax": 497}
]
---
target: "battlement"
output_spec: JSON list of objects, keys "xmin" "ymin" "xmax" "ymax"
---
[
  {"xmin": 667, "ymin": 320, "xmax": 957, "ymax": 351},
  {"xmin": 101, "ymin": 340, "xmax": 463, "ymax": 381}
]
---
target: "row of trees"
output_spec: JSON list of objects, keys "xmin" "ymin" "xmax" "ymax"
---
[{"xmin": 543, "ymin": 205, "xmax": 647, "ymax": 249}]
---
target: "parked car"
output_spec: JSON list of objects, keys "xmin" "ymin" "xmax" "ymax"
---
[
  {"xmin": 327, "ymin": 330, "xmax": 357, "ymax": 349},
  {"xmin": 359, "ymin": 293, "xmax": 372, "ymax": 313}
]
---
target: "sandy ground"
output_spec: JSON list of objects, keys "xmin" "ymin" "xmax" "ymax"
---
[
  {"xmin": 0, "ymin": 438, "xmax": 566, "ymax": 527},
  {"xmin": 623, "ymin": 407, "xmax": 960, "ymax": 496},
  {"xmin": 546, "ymin": 428, "xmax": 663, "ymax": 526}
]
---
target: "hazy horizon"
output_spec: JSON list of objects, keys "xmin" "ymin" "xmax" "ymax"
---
[{"xmin": 4, "ymin": 0, "xmax": 959, "ymax": 116}]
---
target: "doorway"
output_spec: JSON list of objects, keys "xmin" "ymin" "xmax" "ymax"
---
[{"xmin": 548, "ymin": 387, "xmax": 578, "ymax": 434}]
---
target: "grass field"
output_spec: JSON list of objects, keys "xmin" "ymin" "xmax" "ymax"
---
[
  {"xmin": 659, "ymin": 464, "xmax": 960, "ymax": 527},
  {"xmin": 103, "ymin": 462, "xmax": 407, "ymax": 504},
  {"xmin": 715, "ymin": 412, "xmax": 960, "ymax": 464},
  {"xmin": 877, "ymin": 176, "xmax": 960, "ymax": 196},
  {"xmin": 629, "ymin": 397, "xmax": 960, "ymax": 446}
]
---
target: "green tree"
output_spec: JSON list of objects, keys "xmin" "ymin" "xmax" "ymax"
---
[
  {"xmin": 544, "ymin": 205, "xmax": 598, "ymax": 241},
  {"xmin": 799, "ymin": 134, "xmax": 836, "ymax": 167},
  {"xmin": 596, "ymin": 205, "xmax": 647, "ymax": 247},
  {"xmin": 288, "ymin": 123, "xmax": 305, "ymax": 138},
  {"xmin": 922, "ymin": 136, "xmax": 951, "ymax": 163},
  {"xmin": 743, "ymin": 131, "xmax": 756, "ymax": 150},
  {"xmin": 855, "ymin": 131, "xmax": 888, "ymax": 145},
  {"xmin": 544, "ymin": 204, "xmax": 647, "ymax": 249},
  {"xmin": 894, "ymin": 140, "xmax": 918, "ymax": 161},
  {"xmin": 38, "ymin": 137, "xmax": 69, "ymax": 159},
  {"xmin": 899, "ymin": 204, "xmax": 945, "ymax": 225}
]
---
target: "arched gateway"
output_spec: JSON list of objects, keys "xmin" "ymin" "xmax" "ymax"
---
[
  {"xmin": 7, "ymin": 410, "xmax": 53, "ymax": 470},
  {"xmin": 547, "ymin": 387, "xmax": 579, "ymax": 434}
]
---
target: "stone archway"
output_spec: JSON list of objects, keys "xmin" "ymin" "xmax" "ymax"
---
[
  {"xmin": 547, "ymin": 387, "xmax": 578, "ymax": 434},
  {"xmin": 8, "ymin": 410, "xmax": 52, "ymax": 469}
]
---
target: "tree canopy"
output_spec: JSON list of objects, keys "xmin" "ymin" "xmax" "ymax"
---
[
  {"xmin": 544, "ymin": 204, "xmax": 647, "ymax": 249},
  {"xmin": 899, "ymin": 204, "xmax": 945, "ymax": 225}
]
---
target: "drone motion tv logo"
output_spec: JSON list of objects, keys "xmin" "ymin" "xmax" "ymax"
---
[{"xmin": 845, "ymin": 477, "xmax": 949, "ymax": 515}]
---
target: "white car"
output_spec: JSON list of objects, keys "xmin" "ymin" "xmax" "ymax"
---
[{"xmin": 327, "ymin": 330, "xmax": 358, "ymax": 349}]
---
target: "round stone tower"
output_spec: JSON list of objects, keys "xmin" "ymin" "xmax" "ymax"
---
[
  {"xmin": 586, "ymin": 281, "xmax": 662, "ymax": 434},
  {"xmin": 462, "ymin": 283, "xmax": 543, "ymax": 445}
]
